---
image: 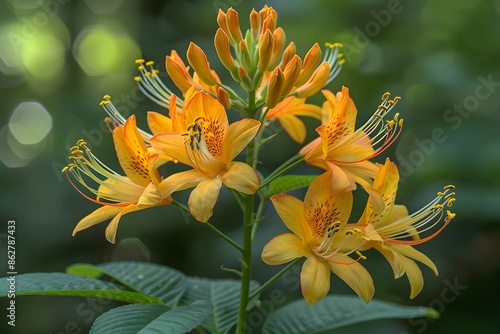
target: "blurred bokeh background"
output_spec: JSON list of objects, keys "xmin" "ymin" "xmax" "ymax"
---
[{"xmin": 0, "ymin": 0, "xmax": 499, "ymax": 333}]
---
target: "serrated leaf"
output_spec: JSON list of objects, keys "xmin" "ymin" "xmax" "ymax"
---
[
  {"xmin": 90, "ymin": 301, "xmax": 213, "ymax": 334},
  {"xmin": 266, "ymin": 175, "xmax": 316, "ymax": 197},
  {"xmin": 0, "ymin": 273, "xmax": 162, "ymax": 304},
  {"xmin": 262, "ymin": 295, "xmax": 438, "ymax": 334},
  {"xmin": 179, "ymin": 277, "xmax": 260, "ymax": 334}
]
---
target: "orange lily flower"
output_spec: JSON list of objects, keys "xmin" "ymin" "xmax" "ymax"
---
[
  {"xmin": 261, "ymin": 171, "xmax": 374, "ymax": 304},
  {"xmin": 62, "ymin": 115, "xmax": 172, "ymax": 243},
  {"xmin": 300, "ymin": 86, "xmax": 403, "ymax": 213},
  {"xmin": 150, "ymin": 91, "xmax": 261, "ymax": 222},
  {"xmin": 358, "ymin": 158, "xmax": 456, "ymax": 298},
  {"xmin": 265, "ymin": 96, "xmax": 322, "ymax": 143}
]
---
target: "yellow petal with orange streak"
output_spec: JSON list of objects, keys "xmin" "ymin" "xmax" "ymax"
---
[
  {"xmin": 328, "ymin": 254, "xmax": 375, "ymax": 303},
  {"xmin": 222, "ymin": 161, "xmax": 260, "ymax": 194},
  {"xmin": 301, "ymin": 256, "xmax": 330, "ymax": 304},
  {"xmin": 261, "ymin": 233, "xmax": 309, "ymax": 265},
  {"xmin": 225, "ymin": 118, "xmax": 260, "ymax": 161},
  {"xmin": 188, "ymin": 177, "xmax": 223, "ymax": 222},
  {"xmin": 147, "ymin": 111, "xmax": 172, "ymax": 135}
]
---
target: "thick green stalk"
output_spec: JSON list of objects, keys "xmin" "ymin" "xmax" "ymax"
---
[{"xmin": 235, "ymin": 91, "xmax": 257, "ymax": 334}]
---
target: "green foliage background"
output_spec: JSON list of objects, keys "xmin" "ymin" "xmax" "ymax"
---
[{"xmin": 0, "ymin": 0, "xmax": 499, "ymax": 333}]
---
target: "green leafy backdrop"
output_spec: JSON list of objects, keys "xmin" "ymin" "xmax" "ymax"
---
[{"xmin": 0, "ymin": 0, "xmax": 498, "ymax": 333}]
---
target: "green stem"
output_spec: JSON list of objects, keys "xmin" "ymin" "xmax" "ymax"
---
[
  {"xmin": 172, "ymin": 200, "xmax": 243, "ymax": 252},
  {"xmin": 260, "ymin": 154, "xmax": 305, "ymax": 189},
  {"xmin": 235, "ymin": 91, "xmax": 257, "ymax": 334},
  {"xmin": 248, "ymin": 258, "xmax": 301, "ymax": 301}
]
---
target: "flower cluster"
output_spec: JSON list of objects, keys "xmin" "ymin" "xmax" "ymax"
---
[{"xmin": 63, "ymin": 6, "xmax": 456, "ymax": 305}]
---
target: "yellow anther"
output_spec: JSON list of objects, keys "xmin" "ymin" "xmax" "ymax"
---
[
  {"xmin": 447, "ymin": 198, "xmax": 456, "ymax": 206},
  {"xmin": 378, "ymin": 105, "xmax": 388, "ymax": 111},
  {"xmin": 446, "ymin": 210, "xmax": 456, "ymax": 219},
  {"xmin": 134, "ymin": 76, "xmax": 141, "ymax": 82},
  {"xmin": 361, "ymin": 236, "xmax": 371, "ymax": 242},
  {"xmin": 444, "ymin": 185, "xmax": 455, "ymax": 190},
  {"xmin": 339, "ymin": 59, "xmax": 346, "ymax": 65},
  {"xmin": 103, "ymin": 94, "xmax": 111, "ymax": 99},
  {"xmin": 145, "ymin": 71, "xmax": 151, "ymax": 76},
  {"xmin": 381, "ymin": 92, "xmax": 391, "ymax": 100},
  {"xmin": 76, "ymin": 139, "xmax": 87, "ymax": 146},
  {"xmin": 138, "ymin": 65, "xmax": 144, "ymax": 71},
  {"xmin": 337, "ymin": 53, "xmax": 344, "ymax": 59},
  {"xmin": 354, "ymin": 228, "xmax": 362, "ymax": 234},
  {"xmin": 437, "ymin": 191, "xmax": 445, "ymax": 196},
  {"xmin": 386, "ymin": 120, "xmax": 395, "ymax": 127},
  {"xmin": 394, "ymin": 112, "xmax": 400, "ymax": 121},
  {"xmin": 325, "ymin": 42, "xmax": 343, "ymax": 48},
  {"xmin": 70, "ymin": 145, "xmax": 79, "ymax": 151},
  {"xmin": 345, "ymin": 229, "xmax": 355, "ymax": 235},
  {"xmin": 394, "ymin": 96, "xmax": 401, "ymax": 102},
  {"xmin": 145, "ymin": 60, "xmax": 154, "ymax": 66},
  {"xmin": 355, "ymin": 251, "xmax": 367, "ymax": 260},
  {"xmin": 445, "ymin": 192, "xmax": 455, "ymax": 199},
  {"xmin": 399, "ymin": 119, "xmax": 404, "ymax": 126},
  {"xmin": 135, "ymin": 59, "xmax": 145, "ymax": 64},
  {"xmin": 61, "ymin": 166, "xmax": 69, "ymax": 173}
]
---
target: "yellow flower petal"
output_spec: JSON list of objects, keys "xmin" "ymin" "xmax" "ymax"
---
[
  {"xmin": 390, "ymin": 244, "xmax": 438, "ymax": 276},
  {"xmin": 261, "ymin": 233, "xmax": 309, "ymax": 265},
  {"xmin": 184, "ymin": 91, "xmax": 228, "ymax": 130},
  {"xmin": 158, "ymin": 169, "xmax": 207, "ymax": 198},
  {"xmin": 304, "ymin": 171, "xmax": 353, "ymax": 233},
  {"xmin": 328, "ymin": 254, "xmax": 375, "ymax": 303},
  {"xmin": 325, "ymin": 160, "xmax": 356, "ymax": 192},
  {"xmin": 398, "ymin": 255, "xmax": 424, "ymax": 299},
  {"xmin": 301, "ymin": 256, "xmax": 330, "ymax": 304},
  {"xmin": 105, "ymin": 204, "xmax": 143, "ymax": 244},
  {"xmin": 374, "ymin": 243, "xmax": 405, "ymax": 279},
  {"xmin": 137, "ymin": 182, "xmax": 164, "ymax": 206},
  {"xmin": 222, "ymin": 161, "xmax": 260, "ymax": 194},
  {"xmin": 147, "ymin": 111, "xmax": 173, "ymax": 135},
  {"xmin": 270, "ymin": 194, "xmax": 309, "ymax": 239},
  {"xmin": 188, "ymin": 177, "xmax": 223, "ymax": 222},
  {"xmin": 150, "ymin": 132, "xmax": 191, "ymax": 166},
  {"xmin": 278, "ymin": 115, "xmax": 306, "ymax": 143},
  {"xmin": 225, "ymin": 118, "xmax": 261, "ymax": 161},
  {"xmin": 113, "ymin": 116, "xmax": 151, "ymax": 187},
  {"xmin": 72, "ymin": 205, "xmax": 123, "ymax": 236}
]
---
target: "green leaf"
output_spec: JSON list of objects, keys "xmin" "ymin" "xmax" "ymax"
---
[
  {"xmin": 67, "ymin": 263, "xmax": 104, "ymax": 278},
  {"xmin": 265, "ymin": 175, "xmax": 316, "ymax": 197},
  {"xmin": 262, "ymin": 295, "xmax": 439, "ymax": 334},
  {"xmin": 90, "ymin": 301, "xmax": 213, "ymax": 334},
  {"xmin": 67, "ymin": 262, "xmax": 187, "ymax": 307},
  {"xmin": 179, "ymin": 277, "xmax": 261, "ymax": 334},
  {"xmin": 0, "ymin": 273, "xmax": 162, "ymax": 304}
]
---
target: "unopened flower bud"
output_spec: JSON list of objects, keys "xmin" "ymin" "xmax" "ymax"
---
[
  {"xmin": 281, "ymin": 55, "xmax": 303, "ymax": 97},
  {"xmin": 238, "ymin": 66, "xmax": 253, "ymax": 91},
  {"xmin": 279, "ymin": 42, "xmax": 296, "ymax": 71},
  {"xmin": 187, "ymin": 42, "xmax": 218, "ymax": 86},
  {"xmin": 294, "ymin": 61, "xmax": 330, "ymax": 98},
  {"xmin": 215, "ymin": 28, "xmax": 236, "ymax": 71},
  {"xmin": 266, "ymin": 67, "xmax": 284, "ymax": 109},
  {"xmin": 295, "ymin": 43, "xmax": 321, "ymax": 87},
  {"xmin": 166, "ymin": 51, "xmax": 196, "ymax": 93},
  {"xmin": 216, "ymin": 87, "xmax": 231, "ymax": 109},
  {"xmin": 226, "ymin": 8, "xmax": 243, "ymax": 45},
  {"xmin": 269, "ymin": 27, "xmax": 286, "ymax": 69},
  {"xmin": 250, "ymin": 9, "xmax": 261, "ymax": 40},
  {"xmin": 258, "ymin": 29, "xmax": 274, "ymax": 71}
]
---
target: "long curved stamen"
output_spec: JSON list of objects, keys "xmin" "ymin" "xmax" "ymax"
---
[
  {"xmin": 100, "ymin": 95, "xmax": 153, "ymax": 142},
  {"xmin": 323, "ymin": 42, "xmax": 345, "ymax": 86},
  {"xmin": 62, "ymin": 139, "xmax": 143, "ymax": 205},
  {"xmin": 379, "ymin": 185, "xmax": 457, "ymax": 245},
  {"xmin": 181, "ymin": 117, "xmax": 221, "ymax": 175},
  {"xmin": 314, "ymin": 223, "xmax": 368, "ymax": 265},
  {"xmin": 134, "ymin": 59, "xmax": 184, "ymax": 110},
  {"xmin": 328, "ymin": 92, "xmax": 403, "ymax": 164}
]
